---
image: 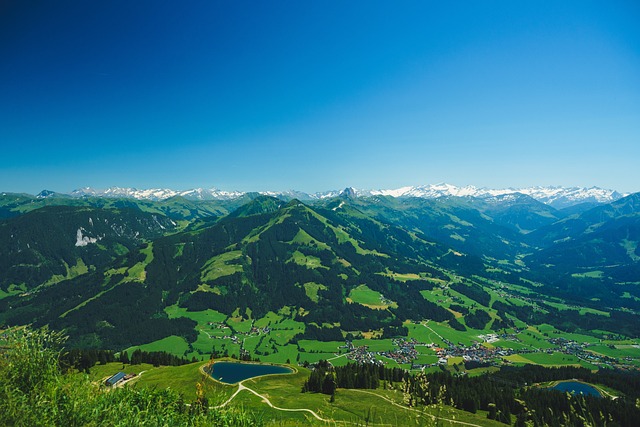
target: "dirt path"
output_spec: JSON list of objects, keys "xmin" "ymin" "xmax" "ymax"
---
[
  {"xmin": 233, "ymin": 382, "xmax": 327, "ymax": 421},
  {"xmin": 349, "ymin": 390, "xmax": 486, "ymax": 427},
  {"xmin": 327, "ymin": 352, "xmax": 349, "ymax": 362},
  {"xmin": 217, "ymin": 380, "xmax": 485, "ymax": 426},
  {"xmin": 202, "ymin": 363, "xmax": 325, "ymax": 420},
  {"xmin": 202, "ymin": 362, "xmax": 485, "ymax": 426},
  {"xmin": 215, "ymin": 382, "xmax": 247, "ymax": 408},
  {"xmin": 422, "ymin": 320, "xmax": 445, "ymax": 342}
]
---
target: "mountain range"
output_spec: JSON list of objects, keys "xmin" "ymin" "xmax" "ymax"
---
[
  {"xmin": 1, "ymin": 184, "xmax": 638, "ymax": 353},
  {"xmin": 33, "ymin": 183, "xmax": 626, "ymax": 209}
]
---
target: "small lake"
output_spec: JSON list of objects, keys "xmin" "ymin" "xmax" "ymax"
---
[
  {"xmin": 551, "ymin": 381, "xmax": 602, "ymax": 397},
  {"xmin": 209, "ymin": 361, "xmax": 293, "ymax": 384}
]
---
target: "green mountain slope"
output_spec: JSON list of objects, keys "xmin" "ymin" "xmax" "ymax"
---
[
  {"xmin": 2, "ymin": 193, "xmax": 639, "ymax": 352},
  {"xmin": 0, "ymin": 206, "xmax": 177, "ymax": 292},
  {"xmin": 525, "ymin": 192, "xmax": 640, "ymax": 248},
  {"xmin": 0, "ymin": 192, "xmax": 257, "ymax": 221},
  {"xmin": 469, "ymin": 193, "xmax": 564, "ymax": 233},
  {"xmin": 2, "ymin": 198, "xmax": 472, "ymax": 348},
  {"xmin": 521, "ymin": 194, "xmax": 640, "ymax": 312},
  {"xmin": 320, "ymin": 195, "xmax": 530, "ymax": 261}
]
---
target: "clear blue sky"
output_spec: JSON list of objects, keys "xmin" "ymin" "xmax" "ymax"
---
[{"xmin": 1, "ymin": 1, "xmax": 639, "ymax": 194}]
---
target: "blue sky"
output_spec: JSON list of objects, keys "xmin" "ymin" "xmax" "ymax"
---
[{"xmin": 1, "ymin": 1, "xmax": 639, "ymax": 194}]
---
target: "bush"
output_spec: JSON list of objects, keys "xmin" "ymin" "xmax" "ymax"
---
[{"xmin": 0, "ymin": 326, "xmax": 261, "ymax": 426}]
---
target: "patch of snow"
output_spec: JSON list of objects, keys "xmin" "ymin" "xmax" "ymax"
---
[{"xmin": 75, "ymin": 228, "xmax": 98, "ymax": 247}]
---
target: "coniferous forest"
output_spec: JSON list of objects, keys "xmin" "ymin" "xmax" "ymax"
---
[{"xmin": 303, "ymin": 360, "xmax": 640, "ymax": 426}]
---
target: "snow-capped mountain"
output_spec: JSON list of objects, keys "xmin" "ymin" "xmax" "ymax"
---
[
  {"xmin": 366, "ymin": 184, "xmax": 626, "ymax": 208},
  {"xmin": 70, "ymin": 187, "xmax": 345, "ymax": 202},
  {"xmin": 501, "ymin": 186, "xmax": 626, "ymax": 209},
  {"xmin": 70, "ymin": 187, "xmax": 244, "ymax": 201},
  {"xmin": 368, "ymin": 183, "xmax": 488, "ymax": 199},
  {"xmin": 65, "ymin": 184, "xmax": 627, "ymax": 208}
]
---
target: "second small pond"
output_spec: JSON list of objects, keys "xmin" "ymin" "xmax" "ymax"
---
[{"xmin": 550, "ymin": 381, "xmax": 602, "ymax": 397}]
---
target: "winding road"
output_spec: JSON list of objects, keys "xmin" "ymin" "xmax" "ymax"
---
[
  {"xmin": 350, "ymin": 389, "xmax": 485, "ymax": 427},
  {"xmin": 203, "ymin": 363, "xmax": 486, "ymax": 426},
  {"xmin": 201, "ymin": 363, "xmax": 328, "ymax": 421},
  {"xmin": 217, "ymin": 381, "xmax": 328, "ymax": 422}
]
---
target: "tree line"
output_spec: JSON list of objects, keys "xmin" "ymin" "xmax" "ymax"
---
[
  {"xmin": 60, "ymin": 347, "xmax": 195, "ymax": 373},
  {"xmin": 302, "ymin": 360, "xmax": 640, "ymax": 426},
  {"xmin": 302, "ymin": 360, "xmax": 408, "ymax": 395}
]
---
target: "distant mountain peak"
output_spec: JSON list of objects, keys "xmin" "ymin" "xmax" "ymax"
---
[
  {"xmin": 36, "ymin": 190, "xmax": 58, "ymax": 199},
  {"xmin": 365, "ymin": 184, "xmax": 626, "ymax": 209},
  {"xmin": 69, "ymin": 186, "xmax": 244, "ymax": 201},
  {"xmin": 60, "ymin": 183, "xmax": 630, "ymax": 209},
  {"xmin": 340, "ymin": 187, "xmax": 358, "ymax": 199}
]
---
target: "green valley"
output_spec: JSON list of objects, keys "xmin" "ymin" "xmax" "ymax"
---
[{"xmin": 2, "ymin": 190, "xmax": 640, "ymax": 425}]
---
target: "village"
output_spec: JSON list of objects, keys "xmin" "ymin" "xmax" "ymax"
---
[
  {"xmin": 201, "ymin": 317, "xmax": 636, "ymax": 371},
  {"xmin": 333, "ymin": 332, "xmax": 635, "ymax": 371},
  {"xmin": 340, "ymin": 337, "xmax": 522, "ymax": 369}
]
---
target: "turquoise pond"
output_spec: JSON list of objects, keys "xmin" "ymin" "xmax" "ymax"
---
[
  {"xmin": 551, "ymin": 381, "xmax": 602, "ymax": 397},
  {"xmin": 209, "ymin": 362, "xmax": 293, "ymax": 384}
]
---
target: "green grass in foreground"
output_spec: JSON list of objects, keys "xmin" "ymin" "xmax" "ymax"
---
[
  {"xmin": 6, "ymin": 327, "xmax": 258, "ymax": 427},
  {"xmin": 245, "ymin": 369, "xmax": 504, "ymax": 426},
  {"xmin": 94, "ymin": 358, "xmax": 506, "ymax": 426}
]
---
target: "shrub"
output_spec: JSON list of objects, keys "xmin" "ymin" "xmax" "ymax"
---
[{"xmin": 0, "ymin": 326, "xmax": 261, "ymax": 426}]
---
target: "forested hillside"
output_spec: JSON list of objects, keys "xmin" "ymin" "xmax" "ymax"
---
[{"xmin": 1, "ymin": 192, "xmax": 639, "ymax": 359}]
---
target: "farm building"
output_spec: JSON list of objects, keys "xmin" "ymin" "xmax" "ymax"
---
[{"xmin": 105, "ymin": 371, "xmax": 126, "ymax": 387}]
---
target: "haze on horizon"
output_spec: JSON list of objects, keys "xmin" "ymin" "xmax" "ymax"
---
[{"xmin": 1, "ymin": 1, "xmax": 639, "ymax": 195}]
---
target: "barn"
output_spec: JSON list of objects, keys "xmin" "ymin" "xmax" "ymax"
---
[{"xmin": 105, "ymin": 371, "xmax": 126, "ymax": 387}]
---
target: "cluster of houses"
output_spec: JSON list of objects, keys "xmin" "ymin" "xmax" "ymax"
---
[
  {"xmin": 204, "ymin": 313, "xmax": 636, "ymax": 371},
  {"xmin": 548, "ymin": 337, "xmax": 627, "ymax": 369},
  {"xmin": 338, "ymin": 335, "xmax": 528, "ymax": 371},
  {"xmin": 437, "ymin": 341, "xmax": 519, "ymax": 362},
  {"xmin": 342, "ymin": 338, "xmax": 435, "ymax": 367},
  {"xmin": 342, "ymin": 342, "xmax": 384, "ymax": 365},
  {"xmin": 379, "ymin": 338, "xmax": 423, "ymax": 364},
  {"xmin": 206, "ymin": 321, "xmax": 271, "ymax": 344}
]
